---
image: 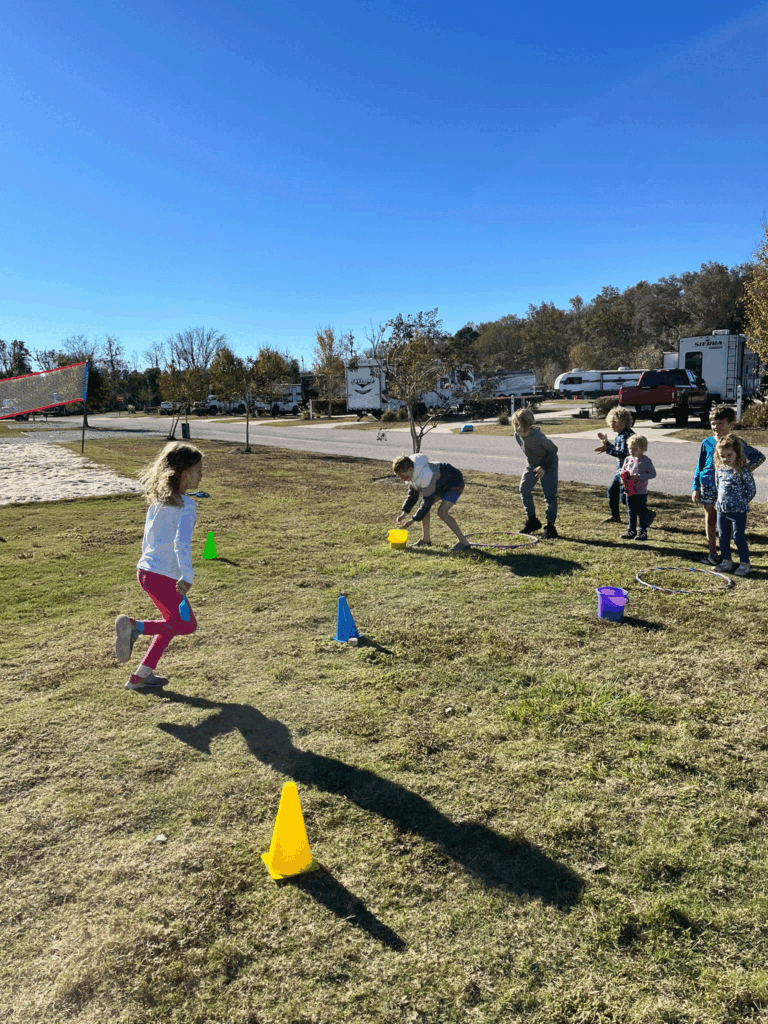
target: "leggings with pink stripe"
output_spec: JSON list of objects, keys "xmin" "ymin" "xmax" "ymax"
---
[{"xmin": 137, "ymin": 568, "xmax": 197, "ymax": 670}]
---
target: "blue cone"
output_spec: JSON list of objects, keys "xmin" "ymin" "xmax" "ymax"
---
[{"xmin": 335, "ymin": 595, "xmax": 359, "ymax": 642}]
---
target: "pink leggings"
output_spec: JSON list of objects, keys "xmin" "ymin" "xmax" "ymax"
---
[{"xmin": 137, "ymin": 569, "xmax": 197, "ymax": 670}]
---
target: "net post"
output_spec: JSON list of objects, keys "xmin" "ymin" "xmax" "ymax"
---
[{"xmin": 81, "ymin": 361, "xmax": 90, "ymax": 454}]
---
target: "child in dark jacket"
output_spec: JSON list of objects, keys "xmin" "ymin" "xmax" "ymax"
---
[
  {"xmin": 393, "ymin": 454, "xmax": 470, "ymax": 551},
  {"xmin": 595, "ymin": 406, "xmax": 634, "ymax": 523}
]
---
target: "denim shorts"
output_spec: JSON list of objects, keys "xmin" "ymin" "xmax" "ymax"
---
[
  {"xmin": 440, "ymin": 486, "xmax": 464, "ymax": 505},
  {"xmin": 698, "ymin": 483, "xmax": 717, "ymax": 506}
]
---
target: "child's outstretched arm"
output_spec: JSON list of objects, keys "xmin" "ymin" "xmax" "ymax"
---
[{"xmin": 742, "ymin": 440, "xmax": 766, "ymax": 474}]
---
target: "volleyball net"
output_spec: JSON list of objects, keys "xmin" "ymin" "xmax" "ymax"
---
[{"xmin": 0, "ymin": 361, "xmax": 89, "ymax": 419}]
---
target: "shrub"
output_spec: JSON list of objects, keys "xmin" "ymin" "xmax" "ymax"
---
[
  {"xmin": 497, "ymin": 411, "xmax": 510, "ymax": 426},
  {"xmin": 593, "ymin": 395, "xmax": 621, "ymax": 418},
  {"xmin": 382, "ymin": 409, "xmax": 398, "ymax": 422},
  {"xmin": 397, "ymin": 406, "xmax": 409, "ymax": 421},
  {"xmin": 740, "ymin": 399, "xmax": 768, "ymax": 429}
]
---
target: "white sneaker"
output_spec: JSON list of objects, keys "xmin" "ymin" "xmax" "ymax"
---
[
  {"xmin": 718, "ymin": 560, "xmax": 735, "ymax": 573},
  {"xmin": 734, "ymin": 563, "xmax": 751, "ymax": 577}
]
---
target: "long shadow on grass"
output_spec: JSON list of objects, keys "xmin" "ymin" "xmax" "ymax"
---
[
  {"xmin": 155, "ymin": 693, "xmax": 584, "ymax": 910},
  {"xmin": 290, "ymin": 868, "xmax": 406, "ymax": 951},
  {"xmin": 408, "ymin": 546, "xmax": 583, "ymax": 579}
]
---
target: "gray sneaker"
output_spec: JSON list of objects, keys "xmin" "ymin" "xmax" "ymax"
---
[
  {"xmin": 718, "ymin": 560, "xmax": 735, "ymax": 573},
  {"xmin": 125, "ymin": 672, "xmax": 169, "ymax": 691},
  {"xmin": 115, "ymin": 615, "xmax": 135, "ymax": 664},
  {"xmin": 734, "ymin": 562, "xmax": 751, "ymax": 577}
]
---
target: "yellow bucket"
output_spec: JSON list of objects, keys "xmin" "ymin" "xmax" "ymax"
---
[{"xmin": 388, "ymin": 529, "xmax": 408, "ymax": 548}]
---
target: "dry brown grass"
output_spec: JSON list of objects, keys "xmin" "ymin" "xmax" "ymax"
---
[{"xmin": 2, "ymin": 439, "xmax": 768, "ymax": 1023}]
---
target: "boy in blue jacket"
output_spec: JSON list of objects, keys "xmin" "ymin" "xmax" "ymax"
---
[{"xmin": 692, "ymin": 406, "xmax": 764, "ymax": 565}]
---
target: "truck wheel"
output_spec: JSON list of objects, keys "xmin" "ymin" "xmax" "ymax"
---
[
  {"xmin": 674, "ymin": 402, "xmax": 689, "ymax": 428},
  {"xmin": 271, "ymin": 405, "xmax": 279, "ymax": 418},
  {"xmin": 291, "ymin": 406, "xmax": 299, "ymax": 416}
]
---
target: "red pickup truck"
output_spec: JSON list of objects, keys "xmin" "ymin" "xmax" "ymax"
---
[{"xmin": 618, "ymin": 369, "xmax": 711, "ymax": 428}]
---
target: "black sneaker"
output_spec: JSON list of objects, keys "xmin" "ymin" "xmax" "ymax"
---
[
  {"xmin": 521, "ymin": 517, "xmax": 542, "ymax": 534},
  {"xmin": 620, "ymin": 530, "xmax": 636, "ymax": 540},
  {"xmin": 542, "ymin": 523, "xmax": 558, "ymax": 539},
  {"xmin": 636, "ymin": 529, "xmax": 648, "ymax": 541}
]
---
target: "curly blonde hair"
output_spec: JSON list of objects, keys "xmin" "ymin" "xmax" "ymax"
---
[
  {"xmin": 138, "ymin": 441, "xmax": 203, "ymax": 506},
  {"xmin": 714, "ymin": 435, "xmax": 747, "ymax": 471},
  {"xmin": 607, "ymin": 407, "xmax": 632, "ymax": 431}
]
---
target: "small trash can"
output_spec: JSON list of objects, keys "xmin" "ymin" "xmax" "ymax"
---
[
  {"xmin": 181, "ymin": 423, "xmax": 190, "ymax": 439},
  {"xmin": 596, "ymin": 586, "xmax": 629, "ymax": 622}
]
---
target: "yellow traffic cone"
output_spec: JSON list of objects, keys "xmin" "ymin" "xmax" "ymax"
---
[{"xmin": 261, "ymin": 782, "xmax": 317, "ymax": 880}]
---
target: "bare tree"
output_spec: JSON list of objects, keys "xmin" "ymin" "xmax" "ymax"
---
[
  {"xmin": 168, "ymin": 326, "xmax": 226, "ymax": 371},
  {"xmin": 32, "ymin": 348, "xmax": 61, "ymax": 371},
  {"xmin": 143, "ymin": 339, "xmax": 166, "ymax": 370},
  {"xmin": 60, "ymin": 335, "xmax": 102, "ymax": 425},
  {"xmin": 363, "ymin": 321, "xmax": 388, "ymax": 359}
]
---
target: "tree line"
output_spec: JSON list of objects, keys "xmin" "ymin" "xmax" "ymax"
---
[{"xmin": 3, "ymin": 235, "xmax": 768, "ymax": 418}]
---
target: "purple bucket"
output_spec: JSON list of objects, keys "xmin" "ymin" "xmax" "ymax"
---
[{"xmin": 596, "ymin": 586, "xmax": 628, "ymax": 621}]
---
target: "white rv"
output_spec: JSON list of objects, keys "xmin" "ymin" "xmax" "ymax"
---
[
  {"xmin": 345, "ymin": 359, "xmax": 403, "ymax": 417},
  {"xmin": 663, "ymin": 332, "xmax": 760, "ymax": 403},
  {"xmin": 421, "ymin": 365, "xmax": 476, "ymax": 412},
  {"xmin": 554, "ymin": 368, "xmax": 646, "ymax": 398}
]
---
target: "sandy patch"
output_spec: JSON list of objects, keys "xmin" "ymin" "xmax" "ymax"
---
[{"xmin": 1, "ymin": 442, "xmax": 142, "ymax": 505}]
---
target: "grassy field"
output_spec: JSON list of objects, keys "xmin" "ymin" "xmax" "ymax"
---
[{"xmin": 3, "ymin": 439, "xmax": 768, "ymax": 1024}]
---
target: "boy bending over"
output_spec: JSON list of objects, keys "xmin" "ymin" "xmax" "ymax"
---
[{"xmin": 393, "ymin": 454, "xmax": 470, "ymax": 552}]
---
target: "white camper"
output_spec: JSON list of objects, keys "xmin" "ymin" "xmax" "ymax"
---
[
  {"xmin": 554, "ymin": 368, "xmax": 646, "ymax": 398},
  {"xmin": 345, "ymin": 359, "xmax": 403, "ymax": 417},
  {"xmin": 662, "ymin": 332, "xmax": 760, "ymax": 403},
  {"xmin": 421, "ymin": 365, "xmax": 476, "ymax": 412}
]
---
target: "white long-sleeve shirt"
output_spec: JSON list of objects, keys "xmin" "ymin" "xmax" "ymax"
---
[{"xmin": 137, "ymin": 496, "xmax": 197, "ymax": 583}]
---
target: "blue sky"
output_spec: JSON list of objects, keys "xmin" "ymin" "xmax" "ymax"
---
[{"xmin": 1, "ymin": 0, "xmax": 767, "ymax": 370}]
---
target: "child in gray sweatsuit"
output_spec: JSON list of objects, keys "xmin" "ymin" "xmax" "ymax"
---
[{"xmin": 512, "ymin": 407, "xmax": 559, "ymax": 539}]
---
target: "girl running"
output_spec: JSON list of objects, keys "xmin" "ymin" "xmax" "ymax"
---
[{"xmin": 115, "ymin": 441, "xmax": 203, "ymax": 690}]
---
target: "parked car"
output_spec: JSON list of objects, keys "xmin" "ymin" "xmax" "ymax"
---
[{"xmin": 206, "ymin": 395, "xmax": 247, "ymax": 415}]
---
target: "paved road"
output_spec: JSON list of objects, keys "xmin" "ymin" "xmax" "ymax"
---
[{"xmin": 12, "ymin": 411, "xmax": 768, "ymax": 501}]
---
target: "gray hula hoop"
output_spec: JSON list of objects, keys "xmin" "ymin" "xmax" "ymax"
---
[{"xmin": 635, "ymin": 565, "xmax": 732, "ymax": 595}]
